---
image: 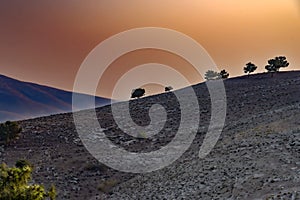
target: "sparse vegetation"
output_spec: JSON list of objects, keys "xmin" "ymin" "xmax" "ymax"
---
[
  {"xmin": 131, "ymin": 88, "xmax": 145, "ymax": 99},
  {"xmin": 220, "ymin": 69, "xmax": 229, "ymax": 79},
  {"xmin": 265, "ymin": 56, "xmax": 289, "ymax": 75},
  {"xmin": 0, "ymin": 160, "xmax": 56, "ymax": 200},
  {"xmin": 0, "ymin": 121, "xmax": 22, "ymax": 144},
  {"xmin": 165, "ymin": 86, "xmax": 173, "ymax": 92},
  {"xmin": 98, "ymin": 178, "xmax": 119, "ymax": 194},
  {"xmin": 244, "ymin": 62, "xmax": 258, "ymax": 76},
  {"xmin": 204, "ymin": 69, "xmax": 229, "ymax": 80},
  {"xmin": 204, "ymin": 70, "xmax": 221, "ymax": 81}
]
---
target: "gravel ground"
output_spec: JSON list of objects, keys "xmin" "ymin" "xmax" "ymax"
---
[{"xmin": 1, "ymin": 71, "xmax": 300, "ymax": 199}]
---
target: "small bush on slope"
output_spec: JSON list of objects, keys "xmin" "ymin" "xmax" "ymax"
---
[
  {"xmin": 0, "ymin": 121, "xmax": 22, "ymax": 144},
  {"xmin": 0, "ymin": 160, "xmax": 56, "ymax": 200}
]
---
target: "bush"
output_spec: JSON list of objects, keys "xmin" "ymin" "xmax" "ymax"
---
[
  {"xmin": 98, "ymin": 178, "xmax": 119, "ymax": 194},
  {"xmin": 220, "ymin": 69, "xmax": 229, "ymax": 79},
  {"xmin": 0, "ymin": 121, "xmax": 22, "ymax": 144},
  {"xmin": 0, "ymin": 160, "xmax": 56, "ymax": 200},
  {"xmin": 165, "ymin": 86, "xmax": 173, "ymax": 92},
  {"xmin": 205, "ymin": 70, "xmax": 221, "ymax": 80},
  {"xmin": 131, "ymin": 88, "xmax": 145, "ymax": 98}
]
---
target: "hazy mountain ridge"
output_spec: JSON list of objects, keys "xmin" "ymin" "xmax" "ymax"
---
[{"xmin": 0, "ymin": 74, "xmax": 110, "ymax": 122}]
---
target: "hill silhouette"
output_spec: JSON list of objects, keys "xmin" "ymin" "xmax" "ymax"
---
[{"xmin": 0, "ymin": 74, "xmax": 110, "ymax": 122}]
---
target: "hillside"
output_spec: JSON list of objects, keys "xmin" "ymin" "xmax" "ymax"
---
[
  {"xmin": 0, "ymin": 74, "xmax": 110, "ymax": 122},
  {"xmin": 0, "ymin": 71, "xmax": 300, "ymax": 199}
]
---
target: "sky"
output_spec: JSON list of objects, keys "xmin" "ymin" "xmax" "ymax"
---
[{"xmin": 0, "ymin": 0, "xmax": 299, "ymax": 99}]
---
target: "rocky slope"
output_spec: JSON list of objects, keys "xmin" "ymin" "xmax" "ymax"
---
[{"xmin": 1, "ymin": 71, "xmax": 300, "ymax": 200}]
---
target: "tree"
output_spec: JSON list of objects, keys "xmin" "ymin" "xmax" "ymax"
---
[
  {"xmin": 219, "ymin": 69, "xmax": 229, "ymax": 79},
  {"xmin": 0, "ymin": 121, "xmax": 22, "ymax": 144},
  {"xmin": 265, "ymin": 56, "xmax": 289, "ymax": 73},
  {"xmin": 0, "ymin": 160, "xmax": 56, "ymax": 200},
  {"xmin": 244, "ymin": 62, "xmax": 257, "ymax": 76},
  {"xmin": 164, "ymin": 86, "xmax": 173, "ymax": 92},
  {"xmin": 131, "ymin": 88, "xmax": 145, "ymax": 98},
  {"xmin": 204, "ymin": 70, "xmax": 221, "ymax": 81}
]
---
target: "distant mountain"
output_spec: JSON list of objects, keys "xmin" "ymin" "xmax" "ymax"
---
[{"xmin": 0, "ymin": 74, "xmax": 110, "ymax": 122}]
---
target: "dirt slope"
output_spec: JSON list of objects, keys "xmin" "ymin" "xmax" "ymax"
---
[{"xmin": 1, "ymin": 71, "xmax": 300, "ymax": 199}]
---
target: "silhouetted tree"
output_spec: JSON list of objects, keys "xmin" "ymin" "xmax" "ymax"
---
[
  {"xmin": 204, "ymin": 70, "xmax": 220, "ymax": 81},
  {"xmin": 165, "ymin": 86, "xmax": 173, "ymax": 92},
  {"xmin": 131, "ymin": 88, "xmax": 145, "ymax": 98},
  {"xmin": 220, "ymin": 69, "xmax": 229, "ymax": 79},
  {"xmin": 265, "ymin": 56, "xmax": 289, "ymax": 76},
  {"xmin": 0, "ymin": 161, "xmax": 56, "ymax": 200},
  {"xmin": 244, "ymin": 62, "xmax": 257, "ymax": 76}
]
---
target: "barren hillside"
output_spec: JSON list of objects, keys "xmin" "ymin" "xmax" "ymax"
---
[{"xmin": 1, "ymin": 71, "xmax": 300, "ymax": 200}]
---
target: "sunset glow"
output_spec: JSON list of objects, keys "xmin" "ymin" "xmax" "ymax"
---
[{"xmin": 0, "ymin": 0, "xmax": 299, "ymax": 98}]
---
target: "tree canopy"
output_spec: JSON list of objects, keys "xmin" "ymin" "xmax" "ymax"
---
[
  {"xmin": 0, "ymin": 161, "xmax": 56, "ymax": 200},
  {"xmin": 131, "ymin": 88, "xmax": 145, "ymax": 98},
  {"xmin": 244, "ymin": 62, "xmax": 257, "ymax": 75},
  {"xmin": 204, "ymin": 70, "xmax": 221, "ymax": 81},
  {"xmin": 220, "ymin": 69, "xmax": 229, "ymax": 79},
  {"xmin": 265, "ymin": 56, "xmax": 289, "ymax": 72}
]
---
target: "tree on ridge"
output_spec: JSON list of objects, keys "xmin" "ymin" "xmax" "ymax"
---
[
  {"xmin": 265, "ymin": 56, "xmax": 289, "ymax": 77},
  {"xmin": 244, "ymin": 62, "xmax": 258, "ymax": 76}
]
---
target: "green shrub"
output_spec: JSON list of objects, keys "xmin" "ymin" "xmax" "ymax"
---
[
  {"xmin": 0, "ymin": 121, "xmax": 22, "ymax": 144},
  {"xmin": 0, "ymin": 160, "xmax": 56, "ymax": 200},
  {"xmin": 98, "ymin": 178, "xmax": 119, "ymax": 194}
]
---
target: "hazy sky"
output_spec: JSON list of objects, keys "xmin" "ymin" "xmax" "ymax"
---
[{"xmin": 0, "ymin": 0, "xmax": 299, "ymax": 99}]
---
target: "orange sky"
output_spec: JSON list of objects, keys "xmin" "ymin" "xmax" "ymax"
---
[{"xmin": 0, "ymin": 0, "xmax": 299, "ymax": 99}]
